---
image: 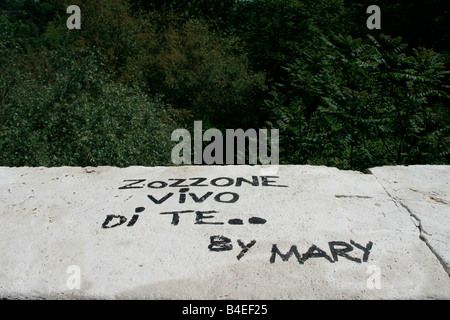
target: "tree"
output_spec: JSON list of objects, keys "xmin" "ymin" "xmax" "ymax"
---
[
  {"xmin": 266, "ymin": 33, "xmax": 449, "ymax": 170},
  {"xmin": 0, "ymin": 45, "xmax": 177, "ymax": 167},
  {"xmin": 134, "ymin": 18, "xmax": 265, "ymax": 129}
]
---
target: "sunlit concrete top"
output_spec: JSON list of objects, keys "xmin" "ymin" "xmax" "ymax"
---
[{"xmin": 0, "ymin": 165, "xmax": 448, "ymax": 299}]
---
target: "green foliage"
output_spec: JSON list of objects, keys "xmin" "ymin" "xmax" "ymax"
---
[
  {"xmin": 46, "ymin": 1, "xmax": 266, "ymax": 129},
  {"xmin": 267, "ymin": 34, "xmax": 449, "ymax": 170},
  {"xmin": 0, "ymin": 0, "xmax": 449, "ymax": 169},
  {"xmin": 134, "ymin": 18, "xmax": 266, "ymax": 128},
  {"xmin": 0, "ymin": 14, "xmax": 31, "ymax": 54},
  {"xmin": 344, "ymin": 0, "xmax": 450, "ymax": 54},
  {"xmin": 0, "ymin": 47, "xmax": 176, "ymax": 167}
]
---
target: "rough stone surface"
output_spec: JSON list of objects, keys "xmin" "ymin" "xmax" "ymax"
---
[
  {"xmin": 368, "ymin": 165, "xmax": 450, "ymax": 275},
  {"xmin": 0, "ymin": 165, "xmax": 449, "ymax": 299}
]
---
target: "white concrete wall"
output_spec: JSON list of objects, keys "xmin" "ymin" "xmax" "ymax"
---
[{"xmin": 0, "ymin": 165, "xmax": 448, "ymax": 299}]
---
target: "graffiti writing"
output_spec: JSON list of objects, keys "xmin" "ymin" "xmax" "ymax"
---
[{"xmin": 100, "ymin": 176, "xmax": 374, "ymax": 265}]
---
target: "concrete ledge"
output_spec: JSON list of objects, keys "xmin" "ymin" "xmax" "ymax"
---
[
  {"xmin": 368, "ymin": 165, "xmax": 450, "ymax": 275},
  {"xmin": 0, "ymin": 165, "xmax": 449, "ymax": 299}
]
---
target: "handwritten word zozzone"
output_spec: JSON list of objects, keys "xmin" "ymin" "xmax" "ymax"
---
[{"xmin": 118, "ymin": 176, "xmax": 288, "ymax": 190}]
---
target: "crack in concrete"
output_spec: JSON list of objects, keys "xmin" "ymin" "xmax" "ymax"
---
[
  {"xmin": 394, "ymin": 199, "xmax": 449, "ymax": 276},
  {"xmin": 366, "ymin": 169, "xmax": 450, "ymax": 277},
  {"xmin": 396, "ymin": 201, "xmax": 432, "ymax": 237},
  {"xmin": 335, "ymin": 195, "xmax": 372, "ymax": 199},
  {"xmin": 429, "ymin": 196, "xmax": 450, "ymax": 206}
]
